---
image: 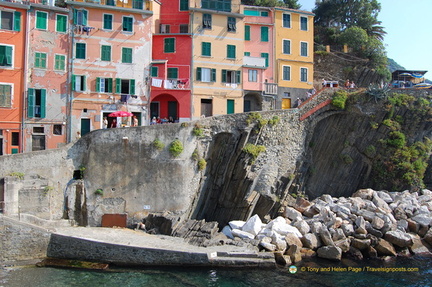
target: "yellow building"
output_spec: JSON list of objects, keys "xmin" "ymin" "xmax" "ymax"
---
[
  {"xmin": 190, "ymin": 0, "xmax": 244, "ymax": 119},
  {"xmin": 274, "ymin": 7, "xmax": 314, "ymax": 109}
]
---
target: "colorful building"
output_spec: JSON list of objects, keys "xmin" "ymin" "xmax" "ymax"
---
[
  {"xmin": 242, "ymin": 5, "xmax": 276, "ymax": 112},
  {"xmin": 274, "ymin": 7, "xmax": 314, "ymax": 109},
  {"xmin": 67, "ymin": 0, "xmax": 157, "ymax": 138},
  {"xmin": 0, "ymin": 0, "xmax": 28, "ymax": 155},
  {"xmin": 24, "ymin": 1, "xmax": 70, "ymax": 151}
]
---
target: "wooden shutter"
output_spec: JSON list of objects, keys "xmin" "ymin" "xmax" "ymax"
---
[
  {"xmin": 115, "ymin": 78, "xmax": 121, "ymax": 93},
  {"xmin": 13, "ymin": 12, "xmax": 21, "ymax": 31},
  {"xmin": 40, "ymin": 89, "xmax": 46, "ymax": 118},
  {"xmin": 196, "ymin": 67, "xmax": 202, "ymax": 81},
  {"xmin": 130, "ymin": 79, "xmax": 135, "ymax": 95},
  {"xmin": 27, "ymin": 88, "xmax": 35, "ymax": 118},
  {"xmin": 211, "ymin": 69, "xmax": 216, "ymax": 82}
]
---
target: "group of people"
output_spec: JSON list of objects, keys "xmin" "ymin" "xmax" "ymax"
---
[
  {"xmin": 151, "ymin": 116, "xmax": 175, "ymax": 125},
  {"xmin": 344, "ymin": 79, "xmax": 356, "ymax": 89},
  {"xmin": 103, "ymin": 116, "xmax": 139, "ymax": 129}
]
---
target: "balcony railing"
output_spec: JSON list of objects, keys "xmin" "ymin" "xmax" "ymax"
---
[
  {"xmin": 73, "ymin": 0, "xmax": 150, "ymax": 10},
  {"xmin": 264, "ymin": 83, "xmax": 277, "ymax": 95},
  {"xmin": 151, "ymin": 78, "xmax": 190, "ymax": 90}
]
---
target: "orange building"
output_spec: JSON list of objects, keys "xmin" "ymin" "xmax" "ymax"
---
[{"xmin": 0, "ymin": 0, "xmax": 28, "ymax": 155}]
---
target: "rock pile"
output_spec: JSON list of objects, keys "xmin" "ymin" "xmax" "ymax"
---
[{"xmin": 222, "ymin": 188, "xmax": 432, "ymax": 265}]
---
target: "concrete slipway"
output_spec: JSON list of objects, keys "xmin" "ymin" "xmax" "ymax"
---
[{"xmin": 47, "ymin": 227, "xmax": 276, "ymax": 268}]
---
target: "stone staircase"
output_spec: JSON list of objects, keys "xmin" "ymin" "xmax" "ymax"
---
[{"xmin": 208, "ymin": 251, "xmax": 275, "ymax": 267}]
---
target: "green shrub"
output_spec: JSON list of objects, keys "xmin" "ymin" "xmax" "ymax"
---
[
  {"xmin": 192, "ymin": 124, "xmax": 204, "ymax": 137},
  {"xmin": 388, "ymin": 93, "xmax": 414, "ymax": 107},
  {"xmin": 246, "ymin": 112, "xmax": 262, "ymax": 125},
  {"xmin": 9, "ymin": 172, "xmax": 24, "ymax": 180},
  {"xmin": 198, "ymin": 159, "xmax": 207, "ymax": 171},
  {"xmin": 386, "ymin": 131, "xmax": 406, "ymax": 148},
  {"xmin": 382, "ymin": 119, "xmax": 401, "ymax": 131},
  {"xmin": 340, "ymin": 154, "xmax": 354, "ymax": 164},
  {"xmin": 169, "ymin": 140, "xmax": 184, "ymax": 157},
  {"xmin": 365, "ymin": 145, "xmax": 376, "ymax": 158},
  {"xmin": 192, "ymin": 148, "xmax": 199, "ymax": 161},
  {"xmin": 268, "ymin": 116, "xmax": 280, "ymax": 126},
  {"xmin": 370, "ymin": 121, "xmax": 378, "ymax": 129},
  {"xmin": 243, "ymin": 143, "xmax": 266, "ymax": 164},
  {"xmin": 94, "ymin": 189, "xmax": 104, "ymax": 196},
  {"xmin": 332, "ymin": 90, "xmax": 348, "ymax": 109},
  {"xmin": 153, "ymin": 139, "xmax": 165, "ymax": 151},
  {"xmin": 257, "ymin": 119, "xmax": 268, "ymax": 129},
  {"xmin": 181, "ymin": 122, "xmax": 189, "ymax": 127}
]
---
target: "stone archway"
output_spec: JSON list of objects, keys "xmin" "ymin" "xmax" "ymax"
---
[
  {"xmin": 243, "ymin": 92, "xmax": 262, "ymax": 112},
  {"xmin": 151, "ymin": 94, "xmax": 179, "ymax": 122}
]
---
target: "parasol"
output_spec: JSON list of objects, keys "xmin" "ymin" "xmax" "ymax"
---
[{"xmin": 108, "ymin": 111, "xmax": 134, "ymax": 117}]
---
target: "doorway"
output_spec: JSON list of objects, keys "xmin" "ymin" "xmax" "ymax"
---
[
  {"xmin": 201, "ymin": 99, "xmax": 212, "ymax": 117},
  {"xmin": 168, "ymin": 101, "xmax": 178, "ymax": 120},
  {"xmin": 150, "ymin": 102, "xmax": 159, "ymax": 119},
  {"xmin": 81, "ymin": 118, "xmax": 91, "ymax": 135},
  {"xmin": 32, "ymin": 135, "xmax": 46, "ymax": 151}
]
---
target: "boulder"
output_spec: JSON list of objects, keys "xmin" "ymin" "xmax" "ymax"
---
[
  {"xmin": 397, "ymin": 219, "xmax": 409, "ymax": 232},
  {"xmin": 286, "ymin": 245, "xmax": 302, "ymax": 263},
  {"xmin": 285, "ymin": 233, "xmax": 303, "ymax": 248},
  {"xmin": 334, "ymin": 238, "xmax": 350, "ymax": 253},
  {"xmin": 407, "ymin": 219, "xmax": 420, "ymax": 234},
  {"xmin": 375, "ymin": 239, "xmax": 397, "ymax": 256},
  {"xmin": 229, "ymin": 220, "xmax": 245, "ymax": 230},
  {"xmin": 350, "ymin": 197, "xmax": 366, "ymax": 210},
  {"xmin": 352, "ymin": 188, "xmax": 374, "ymax": 200},
  {"xmin": 341, "ymin": 223, "xmax": 355, "ymax": 236},
  {"xmin": 331, "ymin": 228, "xmax": 346, "ymax": 241},
  {"xmin": 373, "ymin": 196, "xmax": 392, "ymax": 213},
  {"xmin": 384, "ymin": 230, "xmax": 413, "ymax": 248},
  {"xmin": 242, "ymin": 214, "xmax": 262, "ymax": 236},
  {"xmin": 283, "ymin": 207, "xmax": 303, "ymax": 221},
  {"xmin": 418, "ymin": 225, "xmax": 429, "ymax": 237},
  {"xmin": 274, "ymin": 238, "xmax": 288, "ymax": 252},
  {"xmin": 355, "ymin": 216, "xmax": 367, "ymax": 235},
  {"xmin": 376, "ymin": 191, "xmax": 394, "ymax": 203},
  {"xmin": 293, "ymin": 220, "xmax": 310, "ymax": 235},
  {"xmin": 348, "ymin": 246, "xmax": 363, "ymax": 260},
  {"xmin": 300, "ymin": 248, "xmax": 316, "ymax": 258},
  {"xmin": 423, "ymin": 228, "xmax": 432, "ymax": 245},
  {"xmin": 365, "ymin": 223, "xmax": 383, "ymax": 238},
  {"xmin": 371, "ymin": 217, "xmax": 385, "ymax": 230},
  {"xmin": 366, "ymin": 246, "xmax": 378, "ymax": 259},
  {"xmin": 303, "ymin": 206, "xmax": 319, "ymax": 218},
  {"xmin": 319, "ymin": 227, "xmax": 335, "ymax": 246},
  {"xmin": 309, "ymin": 221, "xmax": 323, "ymax": 234},
  {"xmin": 269, "ymin": 220, "xmax": 303, "ymax": 238},
  {"xmin": 411, "ymin": 215, "xmax": 432, "ymax": 228},
  {"xmin": 231, "ymin": 229, "xmax": 255, "ymax": 240},
  {"xmin": 259, "ymin": 241, "xmax": 276, "ymax": 252},
  {"xmin": 320, "ymin": 194, "xmax": 334, "ymax": 204},
  {"xmin": 221, "ymin": 225, "xmax": 234, "ymax": 239},
  {"xmin": 393, "ymin": 206, "xmax": 408, "ymax": 220},
  {"xmin": 274, "ymin": 251, "xmax": 292, "ymax": 266},
  {"xmin": 294, "ymin": 197, "xmax": 313, "ymax": 214},
  {"xmin": 316, "ymin": 246, "xmax": 342, "ymax": 261},
  {"xmin": 301, "ymin": 233, "xmax": 321, "ymax": 250},
  {"xmin": 350, "ymin": 238, "xmax": 371, "ymax": 250},
  {"xmin": 409, "ymin": 236, "xmax": 431, "ymax": 255}
]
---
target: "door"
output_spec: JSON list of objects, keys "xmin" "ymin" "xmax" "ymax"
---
[
  {"xmin": 168, "ymin": 101, "xmax": 178, "ymax": 120},
  {"xmin": 150, "ymin": 102, "xmax": 159, "ymax": 119},
  {"xmin": 81, "ymin": 118, "xmax": 91, "ymax": 136},
  {"xmin": 0, "ymin": 138, "xmax": 2, "ymax": 156},
  {"xmin": 32, "ymin": 135, "xmax": 46, "ymax": 151},
  {"xmin": 227, "ymin": 99, "xmax": 235, "ymax": 114},
  {"xmin": 201, "ymin": 99, "xmax": 212, "ymax": 117},
  {"xmin": 244, "ymin": 100, "xmax": 251, "ymax": 112},
  {"xmin": 282, "ymin": 98, "xmax": 291, "ymax": 109}
]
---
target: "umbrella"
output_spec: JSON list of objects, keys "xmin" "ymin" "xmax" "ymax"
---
[
  {"xmin": 108, "ymin": 111, "xmax": 133, "ymax": 117},
  {"xmin": 413, "ymin": 83, "xmax": 432, "ymax": 89}
]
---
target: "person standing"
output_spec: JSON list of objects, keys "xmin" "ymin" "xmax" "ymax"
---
[
  {"xmin": 132, "ymin": 116, "xmax": 138, "ymax": 127},
  {"xmin": 103, "ymin": 117, "xmax": 108, "ymax": 129},
  {"xmin": 110, "ymin": 118, "xmax": 117, "ymax": 128}
]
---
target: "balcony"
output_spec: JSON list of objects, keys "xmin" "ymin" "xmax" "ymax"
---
[
  {"xmin": 151, "ymin": 78, "xmax": 190, "ymax": 90},
  {"xmin": 264, "ymin": 83, "xmax": 277, "ymax": 95},
  {"xmin": 243, "ymin": 56, "xmax": 266, "ymax": 69},
  {"xmin": 69, "ymin": 0, "xmax": 152, "ymax": 11}
]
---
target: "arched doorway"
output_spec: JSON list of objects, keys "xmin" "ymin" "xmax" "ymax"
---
[
  {"xmin": 243, "ymin": 92, "xmax": 262, "ymax": 112},
  {"xmin": 151, "ymin": 94, "xmax": 179, "ymax": 122}
]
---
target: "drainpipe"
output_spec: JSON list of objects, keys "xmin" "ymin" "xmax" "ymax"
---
[
  {"xmin": 67, "ymin": 7, "xmax": 75, "ymax": 143},
  {"xmin": 189, "ymin": 9, "xmax": 194, "ymax": 121},
  {"xmin": 21, "ymin": 7, "xmax": 31, "ymax": 153}
]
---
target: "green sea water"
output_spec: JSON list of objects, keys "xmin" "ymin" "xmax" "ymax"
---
[{"xmin": 1, "ymin": 256, "xmax": 431, "ymax": 287}]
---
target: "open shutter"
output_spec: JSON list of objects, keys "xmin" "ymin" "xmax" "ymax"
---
[
  {"xmin": 40, "ymin": 89, "xmax": 46, "ymax": 118},
  {"xmin": 130, "ymin": 79, "xmax": 135, "ymax": 95},
  {"xmin": 14, "ymin": 12, "xmax": 21, "ymax": 31},
  {"xmin": 73, "ymin": 9, "xmax": 77, "ymax": 25},
  {"xmin": 236, "ymin": 71, "xmax": 241, "ymax": 84},
  {"xmin": 107, "ymin": 78, "xmax": 113, "ymax": 93},
  {"xmin": 115, "ymin": 78, "xmax": 121, "ymax": 93},
  {"xmin": 96, "ymin": 77, "xmax": 100, "ymax": 92},
  {"xmin": 5, "ymin": 46, "xmax": 12, "ymax": 66},
  {"xmin": 27, "ymin": 89, "xmax": 35, "ymax": 118},
  {"xmin": 196, "ymin": 67, "xmax": 201, "ymax": 81},
  {"xmin": 82, "ymin": 10, "xmax": 88, "ymax": 26},
  {"xmin": 245, "ymin": 25, "xmax": 250, "ymax": 40},
  {"xmin": 211, "ymin": 69, "xmax": 216, "ymax": 82},
  {"xmin": 222, "ymin": 70, "xmax": 227, "ymax": 83},
  {"xmin": 82, "ymin": 76, "xmax": 86, "ymax": 91},
  {"xmin": 71, "ymin": 75, "xmax": 76, "ymax": 91}
]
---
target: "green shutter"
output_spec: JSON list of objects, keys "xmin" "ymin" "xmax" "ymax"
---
[
  {"xmin": 14, "ymin": 12, "xmax": 21, "ymax": 31},
  {"xmin": 5, "ymin": 46, "xmax": 12, "ymax": 66},
  {"xmin": 82, "ymin": 76, "xmax": 86, "ymax": 91},
  {"xmin": 164, "ymin": 38, "xmax": 174, "ymax": 53},
  {"xmin": 211, "ymin": 69, "xmax": 216, "ymax": 82},
  {"xmin": 130, "ymin": 79, "xmax": 135, "ymax": 95},
  {"xmin": 115, "ymin": 78, "xmax": 121, "ymax": 93},
  {"xmin": 107, "ymin": 78, "xmax": 113, "ymax": 93},
  {"xmin": 151, "ymin": 66, "xmax": 158, "ymax": 77},
  {"xmin": 83, "ymin": 10, "xmax": 88, "ymax": 26},
  {"xmin": 71, "ymin": 75, "xmax": 76, "ymax": 91},
  {"xmin": 40, "ymin": 89, "xmax": 46, "ymax": 118},
  {"xmin": 245, "ymin": 25, "xmax": 250, "ymax": 41},
  {"xmin": 196, "ymin": 67, "xmax": 202, "ymax": 81},
  {"xmin": 222, "ymin": 70, "xmax": 227, "ymax": 83},
  {"xmin": 180, "ymin": 0, "xmax": 188, "ymax": 11},
  {"xmin": 227, "ymin": 45, "xmax": 235, "ymax": 59},
  {"xmin": 73, "ymin": 9, "xmax": 77, "ymax": 25},
  {"xmin": 236, "ymin": 71, "xmax": 241, "ymax": 83},
  {"xmin": 36, "ymin": 12, "xmax": 47, "ymax": 29},
  {"xmin": 261, "ymin": 53, "xmax": 269, "ymax": 67},
  {"xmin": 261, "ymin": 27, "xmax": 268, "ymax": 42},
  {"xmin": 57, "ymin": 15, "xmax": 67, "ymax": 32},
  {"xmin": 96, "ymin": 77, "xmax": 100, "ymax": 92},
  {"xmin": 27, "ymin": 88, "xmax": 35, "ymax": 118}
]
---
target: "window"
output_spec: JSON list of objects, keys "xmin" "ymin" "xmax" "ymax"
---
[
  {"xmin": 244, "ymin": 52, "xmax": 250, "ymax": 56},
  {"xmin": 248, "ymin": 70, "xmax": 257, "ymax": 82},
  {"xmin": 201, "ymin": 0, "xmax": 231, "ymax": 12},
  {"xmin": 0, "ymin": 11, "xmax": 21, "ymax": 31},
  {"xmin": 151, "ymin": 66, "xmax": 158, "ymax": 77},
  {"xmin": 101, "ymin": 45, "xmax": 111, "ymax": 61},
  {"xmin": 245, "ymin": 25, "xmax": 250, "ymax": 41},
  {"xmin": 227, "ymin": 17, "xmax": 236, "ymax": 32},
  {"xmin": 54, "ymin": 54, "xmax": 66, "ymax": 71},
  {"xmin": 53, "ymin": 125, "xmax": 62, "ymax": 135},
  {"xmin": 115, "ymin": 78, "xmax": 135, "ymax": 95},
  {"xmin": 300, "ymin": 16, "xmax": 308, "ymax": 31},
  {"xmin": 0, "ymin": 45, "xmax": 13, "ymax": 67},
  {"xmin": 283, "ymin": 39, "xmax": 291, "ymax": 54},
  {"xmin": 122, "ymin": 47, "xmax": 133, "ymax": 63},
  {"xmin": 34, "ymin": 52, "xmax": 47, "ymax": 69},
  {"xmin": 103, "ymin": 14, "xmax": 113, "ymax": 30},
  {"xmin": 123, "ymin": 16, "xmax": 133, "ymax": 32},
  {"xmin": 202, "ymin": 42, "xmax": 211, "ymax": 56},
  {"xmin": 36, "ymin": 11, "xmax": 47, "ymax": 30},
  {"xmin": 72, "ymin": 75, "xmax": 86, "ymax": 91},
  {"xmin": 196, "ymin": 67, "xmax": 216, "ymax": 82},
  {"xmin": 0, "ymin": 84, "xmax": 12, "ymax": 108},
  {"xmin": 133, "ymin": 0, "xmax": 144, "ymax": 9},
  {"xmin": 261, "ymin": 53, "xmax": 269, "ymax": 67},
  {"xmin": 11, "ymin": 132, "xmax": 19, "ymax": 145},
  {"xmin": 301, "ymin": 42, "xmax": 308, "ymax": 57},
  {"xmin": 261, "ymin": 26, "xmax": 268, "ymax": 42},
  {"xmin": 227, "ymin": 45, "xmax": 236, "ymax": 59},
  {"xmin": 203, "ymin": 14, "xmax": 211, "ymax": 29},
  {"xmin": 73, "ymin": 9, "xmax": 88, "ymax": 26},
  {"xmin": 106, "ymin": 0, "xmax": 115, "ymax": 6},
  {"xmin": 167, "ymin": 68, "xmax": 178, "ymax": 79},
  {"xmin": 180, "ymin": 0, "xmax": 189, "ymax": 11},
  {"xmin": 160, "ymin": 24, "xmax": 170, "ymax": 33},
  {"xmin": 56, "ymin": 14, "xmax": 67, "ymax": 32},
  {"xmin": 300, "ymin": 67, "xmax": 308, "ymax": 82},
  {"xmin": 283, "ymin": 13, "xmax": 291, "ymax": 28},
  {"xmin": 75, "ymin": 43, "xmax": 86, "ymax": 59},
  {"xmin": 164, "ymin": 38, "xmax": 175, "ymax": 53},
  {"xmin": 27, "ymin": 88, "xmax": 46, "ymax": 118},
  {"xmin": 283, "ymin": 66, "xmax": 290, "ymax": 81},
  {"xmin": 180, "ymin": 24, "xmax": 188, "ymax": 33},
  {"xmin": 261, "ymin": 11, "xmax": 268, "ymax": 17},
  {"xmin": 33, "ymin": 127, "xmax": 44, "ymax": 133},
  {"xmin": 222, "ymin": 70, "xmax": 240, "ymax": 84},
  {"xmin": 96, "ymin": 78, "xmax": 113, "ymax": 93}
]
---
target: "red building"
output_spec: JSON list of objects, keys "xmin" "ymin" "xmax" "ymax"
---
[{"xmin": 150, "ymin": 0, "xmax": 191, "ymax": 122}]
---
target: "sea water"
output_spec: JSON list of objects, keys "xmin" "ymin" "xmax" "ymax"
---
[{"xmin": 1, "ymin": 256, "xmax": 431, "ymax": 287}]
